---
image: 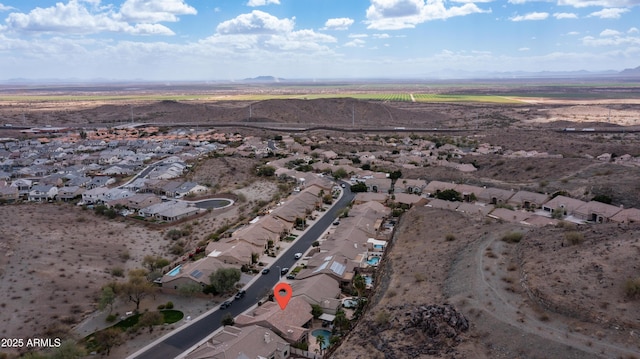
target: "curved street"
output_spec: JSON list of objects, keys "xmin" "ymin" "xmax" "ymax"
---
[{"xmin": 128, "ymin": 183, "xmax": 355, "ymax": 359}]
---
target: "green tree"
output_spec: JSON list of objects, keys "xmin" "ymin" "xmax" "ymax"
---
[
  {"xmin": 142, "ymin": 255, "xmax": 170, "ymax": 272},
  {"xmin": 98, "ymin": 285, "xmax": 116, "ymax": 314},
  {"xmin": 256, "ymin": 165, "xmax": 276, "ymax": 177},
  {"xmin": 353, "ymin": 274, "xmax": 366, "ymax": 298},
  {"xmin": 137, "ymin": 311, "xmax": 163, "ymax": 333},
  {"xmin": 209, "ymin": 268, "xmax": 241, "ymax": 294},
  {"xmin": 349, "ymin": 182, "xmax": 368, "ymax": 193},
  {"xmin": 94, "ymin": 327, "xmax": 123, "ymax": 356},
  {"xmin": 389, "ymin": 170, "xmax": 402, "ymax": 181},
  {"xmin": 435, "ymin": 189, "xmax": 462, "ymax": 202},
  {"xmin": 118, "ymin": 269, "xmax": 157, "ymax": 311},
  {"xmin": 50, "ymin": 340, "xmax": 86, "ymax": 359},
  {"xmin": 333, "ymin": 309, "xmax": 350, "ymax": 332},
  {"xmin": 333, "ymin": 167, "xmax": 348, "ymax": 179},
  {"xmin": 221, "ymin": 313, "xmax": 235, "ymax": 326},
  {"xmin": 311, "ymin": 304, "xmax": 323, "ymax": 319},
  {"xmin": 315, "ymin": 334, "xmax": 326, "ymax": 355},
  {"xmin": 178, "ymin": 282, "xmax": 203, "ymax": 297}
]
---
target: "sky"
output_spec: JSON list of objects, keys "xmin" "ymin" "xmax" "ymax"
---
[{"xmin": 0, "ymin": 0, "xmax": 638, "ymax": 81}]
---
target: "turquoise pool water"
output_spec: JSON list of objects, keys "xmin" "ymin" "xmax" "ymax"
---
[
  {"xmin": 364, "ymin": 275, "xmax": 373, "ymax": 286},
  {"xmin": 374, "ymin": 244, "xmax": 384, "ymax": 249},
  {"xmin": 311, "ymin": 329, "xmax": 331, "ymax": 349},
  {"xmin": 167, "ymin": 265, "xmax": 182, "ymax": 276},
  {"xmin": 367, "ymin": 256, "xmax": 380, "ymax": 265}
]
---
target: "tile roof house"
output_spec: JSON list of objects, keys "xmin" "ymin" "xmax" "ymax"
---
[
  {"xmin": 574, "ymin": 201, "xmax": 623, "ymax": 223},
  {"xmin": 478, "ymin": 187, "xmax": 515, "ymax": 205},
  {"xmin": 160, "ymin": 256, "xmax": 227, "ymax": 289},
  {"xmin": 0, "ymin": 182, "xmax": 18, "ymax": 202},
  {"xmin": 291, "ymin": 274, "xmax": 342, "ymax": 315},
  {"xmin": 610, "ymin": 208, "xmax": 640, "ymax": 224},
  {"xmin": 507, "ymin": 190, "xmax": 550, "ymax": 210},
  {"xmin": 235, "ymin": 297, "xmax": 312, "ymax": 344},
  {"xmin": 185, "ymin": 325, "xmax": 290, "ymax": 359},
  {"xmin": 541, "ymin": 195, "xmax": 587, "ymax": 217},
  {"xmin": 28, "ymin": 184, "xmax": 58, "ymax": 202}
]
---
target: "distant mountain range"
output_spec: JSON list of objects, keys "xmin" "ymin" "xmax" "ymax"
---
[
  {"xmin": 620, "ymin": 65, "xmax": 640, "ymax": 76},
  {"xmin": 2, "ymin": 67, "xmax": 639, "ymax": 84}
]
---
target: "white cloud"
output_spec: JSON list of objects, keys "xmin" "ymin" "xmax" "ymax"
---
[
  {"xmin": 365, "ymin": 0, "xmax": 490, "ymax": 30},
  {"xmin": 373, "ymin": 33, "xmax": 391, "ymax": 39},
  {"xmin": 322, "ymin": 17, "xmax": 354, "ymax": 31},
  {"xmin": 510, "ymin": 12, "xmax": 549, "ymax": 21},
  {"xmin": 247, "ymin": 0, "xmax": 281, "ymax": 6},
  {"xmin": 118, "ymin": 0, "xmax": 197, "ymax": 23},
  {"xmin": 0, "ymin": 3, "xmax": 15, "ymax": 11},
  {"xmin": 600, "ymin": 29, "xmax": 621, "ymax": 36},
  {"xmin": 348, "ymin": 33, "xmax": 369, "ymax": 38},
  {"xmin": 629, "ymin": 27, "xmax": 639, "ymax": 34},
  {"xmin": 519, "ymin": 47, "xmax": 530, "ymax": 51},
  {"xmin": 216, "ymin": 10, "xmax": 294, "ymax": 35},
  {"xmin": 553, "ymin": 12, "xmax": 578, "ymax": 19},
  {"xmin": 588, "ymin": 8, "xmax": 629, "ymax": 18},
  {"xmin": 583, "ymin": 34, "xmax": 640, "ymax": 46},
  {"xmin": 567, "ymin": 31, "xmax": 580, "ymax": 35},
  {"xmin": 344, "ymin": 39, "xmax": 366, "ymax": 47},
  {"xmin": 2, "ymin": 0, "xmax": 193, "ymax": 35},
  {"xmin": 558, "ymin": 0, "xmax": 640, "ymax": 8}
]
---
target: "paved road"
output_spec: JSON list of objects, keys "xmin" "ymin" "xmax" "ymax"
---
[{"xmin": 130, "ymin": 184, "xmax": 354, "ymax": 359}]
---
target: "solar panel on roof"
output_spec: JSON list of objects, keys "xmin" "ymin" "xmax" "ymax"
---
[
  {"xmin": 190, "ymin": 269, "xmax": 203, "ymax": 279},
  {"xmin": 330, "ymin": 261, "xmax": 346, "ymax": 276}
]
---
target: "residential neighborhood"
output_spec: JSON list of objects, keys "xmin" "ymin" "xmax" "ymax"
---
[{"xmin": 1, "ymin": 122, "xmax": 639, "ymax": 359}]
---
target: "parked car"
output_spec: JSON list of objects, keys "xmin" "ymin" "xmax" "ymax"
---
[
  {"xmin": 220, "ymin": 300, "xmax": 233, "ymax": 309},
  {"xmin": 286, "ymin": 274, "xmax": 296, "ymax": 280},
  {"xmin": 280, "ymin": 267, "xmax": 289, "ymax": 275},
  {"xmin": 294, "ymin": 252, "xmax": 303, "ymax": 259},
  {"xmin": 235, "ymin": 290, "xmax": 246, "ymax": 300},
  {"xmin": 261, "ymin": 268, "xmax": 270, "ymax": 275}
]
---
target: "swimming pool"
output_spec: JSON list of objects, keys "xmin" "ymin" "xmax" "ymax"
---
[
  {"xmin": 367, "ymin": 256, "xmax": 380, "ymax": 266},
  {"xmin": 311, "ymin": 329, "xmax": 331, "ymax": 349},
  {"xmin": 193, "ymin": 199, "xmax": 233, "ymax": 209},
  {"xmin": 374, "ymin": 244, "xmax": 384, "ymax": 250},
  {"xmin": 363, "ymin": 275, "xmax": 373, "ymax": 287},
  {"xmin": 167, "ymin": 265, "xmax": 182, "ymax": 276},
  {"xmin": 342, "ymin": 298, "xmax": 359, "ymax": 308}
]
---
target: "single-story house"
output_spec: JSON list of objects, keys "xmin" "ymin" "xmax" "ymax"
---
[
  {"xmin": 184, "ymin": 325, "xmax": 290, "ymax": 359},
  {"xmin": 507, "ymin": 190, "xmax": 549, "ymax": 210},
  {"xmin": 610, "ymin": 208, "xmax": 640, "ymax": 224},
  {"xmin": 0, "ymin": 183, "xmax": 19, "ymax": 202},
  {"xmin": 574, "ymin": 201, "xmax": 623, "ymax": 223},
  {"xmin": 541, "ymin": 195, "xmax": 587, "ymax": 217},
  {"xmin": 478, "ymin": 187, "xmax": 515, "ymax": 205},
  {"xmin": 58, "ymin": 186, "xmax": 83, "ymax": 201},
  {"xmin": 160, "ymin": 256, "xmax": 227, "ymax": 289},
  {"xmin": 291, "ymin": 274, "xmax": 342, "ymax": 315},
  {"xmin": 235, "ymin": 297, "xmax": 312, "ymax": 344}
]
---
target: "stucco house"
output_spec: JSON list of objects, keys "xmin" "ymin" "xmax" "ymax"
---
[
  {"xmin": 185, "ymin": 325, "xmax": 290, "ymax": 359},
  {"xmin": 574, "ymin": 201, "xmax": 623, "ymax": 223}
]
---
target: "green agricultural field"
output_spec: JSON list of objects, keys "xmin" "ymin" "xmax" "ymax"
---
[{"xmin": 412, "ymin": 94, "xmax": 523, "ymax": 103}]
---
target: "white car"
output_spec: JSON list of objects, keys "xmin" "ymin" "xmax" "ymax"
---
[{"xmin": 294, "ymin": 252, "xmax": 303, "ymax": 259}]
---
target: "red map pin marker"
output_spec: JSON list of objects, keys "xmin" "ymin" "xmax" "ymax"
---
[{"xmin": 274, "ymin": 282, "xmax": 293, "ymax": 310}]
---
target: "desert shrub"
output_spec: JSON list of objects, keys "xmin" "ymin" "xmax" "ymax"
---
[
  {"xmin": 624, "ymin": 278, "xmax": 640, "ymax": 299},
  {"xmin": 564, "ymin": 231, "xmax": 584, "ymax": 245},
  {"xmin": 375, "ymin": 310, "xmax": 391, "ymax": 326},
  {"xmin": 165, "ymin": 301, "xmax": 174, "ymax": 309},
  {"xmin": 157, "ymin": 304, "xmax": 165, "ymax": 310},
  {"xmin": 501, "ymin": 232, "xmax": 523, "ymax": 243},
  {"xmin": 110, "ymin": 267, "xmax": 124, "ymax": 277},
  {"xmin": 106, "ymin": 314, "xmax": 117, "ymax": 323},
  {"xmin": 445, "ymin": 234, "xmax": 456, "ymax": 242}
]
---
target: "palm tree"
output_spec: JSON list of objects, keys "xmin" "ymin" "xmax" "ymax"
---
[
  {"xmin": 353, "ymin": 274, "xmax": 366, "ymax": 298},
  {"xmin": 315, "ymin": 334, "xmax": 326, "ymax": 355}
]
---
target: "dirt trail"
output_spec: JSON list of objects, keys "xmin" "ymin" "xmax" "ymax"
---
[{"xmin": 445, "ymin": 230, "xmax": 639, "ymax": 358}]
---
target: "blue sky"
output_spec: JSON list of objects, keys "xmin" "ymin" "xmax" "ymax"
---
[{"xmin": 0, "ymin": 0, "xmax": 638, "ymax": 81}]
